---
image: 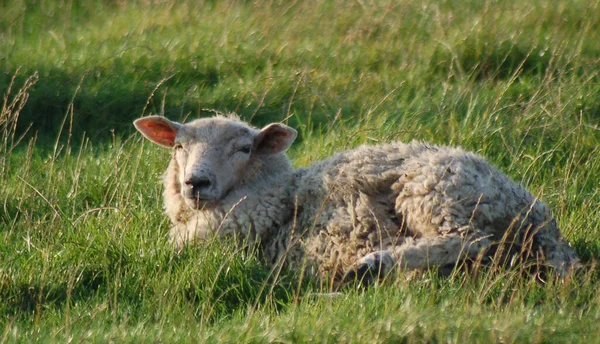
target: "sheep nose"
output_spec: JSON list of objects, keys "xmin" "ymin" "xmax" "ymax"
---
[{"xmin": 185, "ymin": 177, "xmax": 212, "ymax": 192}]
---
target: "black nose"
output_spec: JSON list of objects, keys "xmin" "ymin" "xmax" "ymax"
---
[{"xmin": 185, "ymin": 177, "xmax": 211, "ymax": 192}]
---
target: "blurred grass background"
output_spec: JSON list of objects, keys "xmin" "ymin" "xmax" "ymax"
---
[{"xmin": 1, "ymin": 0, "xmax": 600, "ymax": 341}]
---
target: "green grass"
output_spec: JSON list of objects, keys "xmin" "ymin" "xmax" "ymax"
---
[{"xmin": 2, "ymin": 0, "xmax": 600, "ymax": 341}]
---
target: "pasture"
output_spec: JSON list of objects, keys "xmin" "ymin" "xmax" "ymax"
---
[{"xmin": 1, "ymin": 0, "xmax": 600, "ymax": 341}]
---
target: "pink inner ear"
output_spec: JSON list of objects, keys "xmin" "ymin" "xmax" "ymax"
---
[
  {"xmin": 137, "ymin": 119, "xmax": 177, "ymax": 147},
  {"xmin": 152, "ymin": 127, "xmax": 176, "ymax": 146},
  {"xmin": 255, "ymin": 124, "xmax": 296, "ymax": 154},
  {"xmin": 264, "ymin": 132, "xmax": 289, "ymax": 150}
]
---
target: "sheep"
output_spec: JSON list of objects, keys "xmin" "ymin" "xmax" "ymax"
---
[{"xmin": 134, "ymin": 114, "xmax": 579, "ymax": 285}]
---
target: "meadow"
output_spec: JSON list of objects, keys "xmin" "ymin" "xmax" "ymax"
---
[{"xmin": 1, "ymin": 0, "xmax": 600, "ymax": 341}]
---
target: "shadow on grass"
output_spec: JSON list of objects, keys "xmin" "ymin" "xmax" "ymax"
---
[
  {"xmin": 1, "ymin": 268, "xmax": 105, "ymax": 316},
  {"xmin": 175, "ymin": 244, "xmax": 299, "ymax": 322},
  {"xmin": 431, "ymin": 36, "xmax": 555, "ymax": 81},
  {"xmin": 0, "ymin": 239, "xmax": 299, "ymax": 324},
  {"xmin": 0, "ymin": 63, "xmax": 218, "ymax": 143},
  {"xmin": 0, "ymin": 63, "xmax": 319, "ymax": 150},
  {"xmin": 3, "ymin": 233, "xmax": 599, "ymax": 325},
  {"xmin": 572, "ymin": 237, "xmax": 600, "ymax": 264}
]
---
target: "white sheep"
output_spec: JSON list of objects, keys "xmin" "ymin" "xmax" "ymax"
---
[{"xmin": 134, "ymin": 114, "xmax": 579, "ymax": 284}]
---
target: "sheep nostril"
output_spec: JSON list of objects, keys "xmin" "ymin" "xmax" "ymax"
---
[{"xmin": 185, "ymin": 177, "xmax": 211, "ymax": 191}]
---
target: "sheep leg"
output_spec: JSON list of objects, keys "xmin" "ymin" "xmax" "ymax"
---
[
  {"xmin": 342, "ymin": 231, "xmax": 492, "ymax": 285},
  {"xmin": 341, "ymin": 250, "xmax": 396, "ymax": 287}
]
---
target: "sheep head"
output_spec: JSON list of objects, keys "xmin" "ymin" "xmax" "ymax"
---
[{"xmin": 134, "ymin": 115, "xmax": 297, "ymax": 209}]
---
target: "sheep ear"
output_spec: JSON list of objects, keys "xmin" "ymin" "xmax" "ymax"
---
[
  {"xmin": 134, "ymin": 116, "xmax": 181, "ymax": 148},
  {"xmin": 254, "ymin": 123, "xmax": 297, "ymax": 155}
]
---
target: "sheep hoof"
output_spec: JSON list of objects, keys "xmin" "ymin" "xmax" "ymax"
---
[
  {"xmin": 341, "ymin": 263, "xmax": 381, "ymax": 288},
  {"xmin": 341, "ymin": 251, "xmax": 394, "ymax": 288}
]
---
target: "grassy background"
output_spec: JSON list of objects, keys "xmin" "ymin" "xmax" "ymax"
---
[{"xmin": 2, "ymin": 0, "xmax": 600, "ymax": 341}]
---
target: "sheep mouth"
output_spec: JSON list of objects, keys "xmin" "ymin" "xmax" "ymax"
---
[{"xmin": 184, "ymin": 196, "xmax": 218, "ymax": 210}]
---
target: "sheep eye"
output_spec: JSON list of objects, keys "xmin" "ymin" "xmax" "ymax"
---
[
  {"xmin": 238, "ymin": 145, "xmax": 252, "ymax": 154},
  {"xmin": 174, "ymin": 143, "xmax": 183, "ymax": 150}
]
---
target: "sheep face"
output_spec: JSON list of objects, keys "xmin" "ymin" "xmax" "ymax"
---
[{"xmin": 134, "ymin": 115, "xmax": 297, "ymax": 209}]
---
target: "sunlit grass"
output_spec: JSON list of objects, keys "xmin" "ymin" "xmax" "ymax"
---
[{"xmin": 1, "ymin": 0, "xmax": 600, "ymax": 342}]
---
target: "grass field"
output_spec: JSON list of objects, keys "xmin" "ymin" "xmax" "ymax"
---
[{"xmin": 2, "ymin": 0, "xmax": 600, "ymax": 341}]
